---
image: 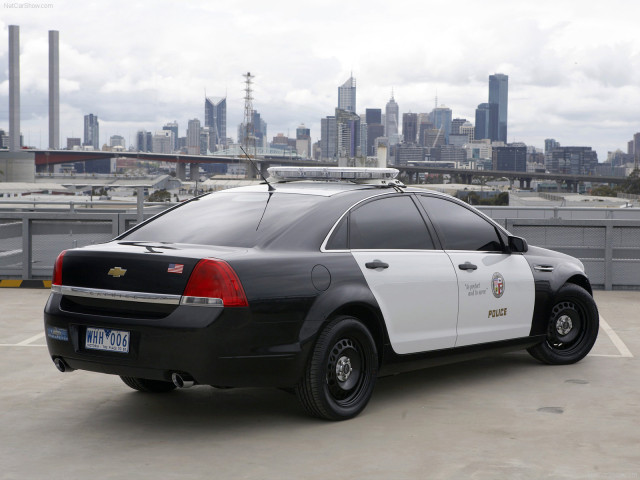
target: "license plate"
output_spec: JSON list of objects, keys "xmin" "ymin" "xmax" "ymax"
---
[{"xmin": 85, "ymin": 327, "xmax": 130, "ymax": 353}]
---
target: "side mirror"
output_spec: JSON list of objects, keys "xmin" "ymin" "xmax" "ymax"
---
[{"xmin": 508, "ymin": 236, "xmax": 528, "ymax": 253}]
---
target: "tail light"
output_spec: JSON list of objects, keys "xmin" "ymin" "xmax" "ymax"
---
[
  {"xmin": 181, "ymin": 258, "xmax": 248, "ymax": 307},
  {"xmin": 52, "ymin": 250, "xmax": 67, "ymax": 286}
]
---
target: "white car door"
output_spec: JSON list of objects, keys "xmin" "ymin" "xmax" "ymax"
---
[
  {"xmin": 417, "ymin": 195, "xmax": 535, "ymax": 347},
  {"xmin": 346, "ymin": 195, "xmax": 460, "ymax": 354}
]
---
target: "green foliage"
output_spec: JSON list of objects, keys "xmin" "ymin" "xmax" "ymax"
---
[
  {"xmin": 590, "ymin": 185, "xmax": 618, "ymax": 197},
  {"xmin": 460, "ymin": 191, "xmax": 509, "ymax": 206},
  {"xmin": 621, "ymin": 168, "xmax": 640, "ymax": 195},
  {"xmin": 148, "ymin": 189, "xmax": 171, "ymax": 202}
]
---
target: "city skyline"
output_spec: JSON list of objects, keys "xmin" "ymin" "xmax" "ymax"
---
[{"xmin": 1, "ymin": 0, "xmax": 639, "ymax": 161}]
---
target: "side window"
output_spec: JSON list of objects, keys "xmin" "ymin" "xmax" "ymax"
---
[
  {"xmin": 418, "ymin": 196, "xmax": 504, "ymax": 251},
  {"xmin": 350, "ymin": 196, "xmax": 434, "ymax": 250},
  {"xmin": 325, "ymin": 215, "xmax": 348, "ymax": 250}
]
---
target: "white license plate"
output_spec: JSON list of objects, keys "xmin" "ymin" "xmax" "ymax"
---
[{"xmin": 85, "ymin": 327, "xmax": 130, "ymax": 353}]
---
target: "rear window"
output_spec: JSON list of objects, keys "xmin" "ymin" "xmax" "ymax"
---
[{"xmin": 123, "ymin": 191, "xmax": 325, "ymax": 247}]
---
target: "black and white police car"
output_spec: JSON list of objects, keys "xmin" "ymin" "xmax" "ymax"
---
[{"xmin": 44, "ymin": 167, "xmax": 599, "ymax": 420}]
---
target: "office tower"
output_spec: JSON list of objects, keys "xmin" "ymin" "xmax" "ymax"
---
[
  {"xmin": 475, "ymin": 103, "xmax": 498, "ymax": 141},
  {"xmin": 163, "ymin": 121, "xmax": 179, "ymax": 150},
  {"xmin": 321, "ymin": 116, "xmax": 337, "ymax": 160},
  {"xmin": 402, "ymin": 113, "xmax": 418, "ymax": 144},
  {"xmin": 83, "ymin": 114, "xmax": 99, "ymax": 149},
  {"xmin": 296, "ymin": 124, "xmax": 311, "ymax": 158},
  {"xmin": 204, "ymin": 97, "xmax": 226, "ymax": 147},
  {"xmin": 238, "ymin": 110, "xmax": 267, "ymax": 148},
  {"xmin": 109, "ymin": 135, "xmax": 125, "ymax": 148},
  {"xmin": 459, "ymin": 122, "xmax": 475, "ymax": 142},
  {"xmin": 366, "ymin": 109, "xmax": 382, "ymax": 125},
  {"xmin": 49, "ymin": 30, "xmax": 59, "ymax": 149},
  {"xmin": 492, "ymin": 145, "xmax": 526, "ymax": 172},
  {"xmin": 66, "ymin": 137, "xmax": 81, "ymax": 150},
  {"xmin": 489, "ymin": 73, "xmax": 508, "ymax": 142},
  {"xmin": 152, "ymin": 131, "xmax": 173, "ymax": 153},
  {"xmin": 367, "ymin": 124, "xmax": 384, "ymax": 156},
  {"xmin": 451, "ymin": 118, "xmax": 466, "ymax": 135},
  {"xmin": 385, "ymin": 94, "xmax": 399, "ymax": 138},
  {"xmin": 9, "ymin": 25, "xmax": 20, "ymax": 151},
  {"xmin": 338, "ymin": 75, "xmax": 356, "ymax": 113},
  {"xmin": 544, "ymin": 138, "xmax": 560, "ymax": 154},
  {"xmin": 547, "ymin": 146, "xmax": 598, "ymax": 175},
  {"xmin": 418, "ymin": 114, "xmax": 434, "ymax": 147},
  {"xmin": 335, "ymin": 109, "xmax": 361, "ymax": 158},
  {"xmin": 187, "ymin": 119, "xmax": 201, "ymax": 155},
  {"xmin": 431, "ymin": 106, "xmax": 452, "ymax": 144}
]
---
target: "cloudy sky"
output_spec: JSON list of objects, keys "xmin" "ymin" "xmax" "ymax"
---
[{"xmin": 1, "ymin": 0, "xmax": 639, "ymax": 161}]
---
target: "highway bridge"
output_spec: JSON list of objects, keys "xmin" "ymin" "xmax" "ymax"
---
[{"xmin": 29, "ymin": 150, "xmax": 628, "ymax": 189}]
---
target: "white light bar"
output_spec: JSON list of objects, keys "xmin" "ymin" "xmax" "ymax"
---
[{"xmin": 267, "ymin": 167, "xmax": 399, "ymax": 182}]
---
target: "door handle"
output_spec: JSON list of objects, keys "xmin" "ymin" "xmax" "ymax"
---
[
  {"xmin": 365, "ymin": 260, "xmax": 389, "ymax": 269},
  {"xmin": 458, "ymin": 262, "xmax": 477, "ymax": 271}
]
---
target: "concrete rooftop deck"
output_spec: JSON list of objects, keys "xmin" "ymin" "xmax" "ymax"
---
[{"xmin": 1, "ymin": 288, "xmax": 638, "ymax": 479}]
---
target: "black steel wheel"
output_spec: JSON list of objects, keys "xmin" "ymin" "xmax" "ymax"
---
[
  {"xmin": 120, "ymin": 376, "xmax": 177, "ymax": 393},
  {"xmin": 528, "ymin": 283, "xmax": 599, "ymax": 365},
  {"xmin": 296, "ymin": 316, "xmax": 378, "ymax": 421}
]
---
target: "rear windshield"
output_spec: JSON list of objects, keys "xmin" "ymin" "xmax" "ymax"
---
[{"xmin": 122, "ymin": 191, "xmax": 325, "ymax": 247}]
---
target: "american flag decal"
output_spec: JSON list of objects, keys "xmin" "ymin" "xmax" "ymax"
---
[{"xmin": 167, "ymin": 263, "xmax": 184, "ymax": 274}]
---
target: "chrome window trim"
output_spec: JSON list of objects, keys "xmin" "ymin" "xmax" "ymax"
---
[{"xmin": 51, "ymin": 285, "xmax": 181, "ymax": 305}]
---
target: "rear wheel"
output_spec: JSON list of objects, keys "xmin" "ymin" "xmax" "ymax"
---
[
  {"xmin": 296, "ymin": 316, "xmax": 378, "ymax": 421},
  {"xmin": 528, "ymin": 284, "xmax": 599, "ymax": 365},
  {"xmin": 120, "ymin": 376, "xmax": 177, "ymax": 393}
]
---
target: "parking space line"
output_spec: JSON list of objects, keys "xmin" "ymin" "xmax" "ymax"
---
[
  {"xmin": 16, "ymin": 332, "xmax": 46, "ymax": 346},
  {"xmin": 593, "ymin": 315, "xmax": 634, "ymax": 358}
]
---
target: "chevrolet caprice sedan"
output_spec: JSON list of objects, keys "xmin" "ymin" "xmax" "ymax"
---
[{"xmin": 44, "ymin": 167, "xmax": 599, "ymax": 420}]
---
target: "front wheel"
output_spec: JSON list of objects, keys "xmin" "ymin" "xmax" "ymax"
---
[
  {"xmin": 528, "ymin": 284, "xmax": 599, "ymax": 365},
  {"xmin": 296, "ymin": 316, "xmax": 378, "ymax": 421}
]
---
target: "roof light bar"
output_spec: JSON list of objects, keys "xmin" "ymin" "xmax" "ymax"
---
[{"xmin": 267, "ymin": 167, "xmax": 399, "ymax": 182}]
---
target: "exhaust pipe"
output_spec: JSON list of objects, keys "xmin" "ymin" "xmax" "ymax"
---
[
  {"xmin": 171, "ymin": 372, "xmax": 194, "ymax": 389},
  {"xmin": 53, "ymin": 357, "xmax": 74, "ymax": 372}
]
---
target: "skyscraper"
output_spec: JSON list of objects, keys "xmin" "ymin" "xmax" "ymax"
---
[
  {"xmin": 187, "ymin": 119, "xmax": 201, "ymax": 155},
  {"xmin": 402, "ymin": 113, "xmax": 418, "ymax": 144},
  {"xmin": 163, "ymin": 121, "xmax": 179, "ymax": 150},
  {"xmin": 204, "ymin": 97, "xmax": 226, "ymax": 147},
  {"xmin": 385, "ymin": 94, "xmax": 399, "ymax": 138},
  {"xmin": 488, "ymin": 73, "xmax": 508, "ymax": 142},
  {"xmin": 83, "ymin": 114, "xmax": 99, "ymax": 149},
  {"xmin": 431, "ymin": 106, "xmax": 452, "ymax": 144},
  {"xmin": 320, "ymin": 116, "xmax": 337, "ymax": 160},
  {"xmin": 338, "ymin": 76, "xmax": 356, "ymax": 113},
  {"xmin": 475, "ymin": 103, "xmax": 498, "ymax": 141}
]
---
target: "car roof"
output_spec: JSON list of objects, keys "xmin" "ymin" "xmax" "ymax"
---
[{"xmin": 215, "ymin": 181, "xmax": 408, "ymax": 197}]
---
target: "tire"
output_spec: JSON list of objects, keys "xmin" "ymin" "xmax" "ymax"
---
[
  {"xmin": 120, "ymin": 376, "xmax": 177, "ymax": 393},
  {"xmin": 527, "ymin": 283, "xmax": 599, "ymax": 365},
  {"xmin": 296, "ymin": 316, "xmax": 378, "ymax": 421}
]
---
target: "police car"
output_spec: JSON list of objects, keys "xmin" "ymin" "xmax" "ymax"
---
[{"xmin": 44, "ymin": 167, "xmax": 599, "ymax": 421}]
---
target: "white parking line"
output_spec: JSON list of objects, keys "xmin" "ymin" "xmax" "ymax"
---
[
  {"xmin": 0, "ymin": 331, "xmax": 48, "ymax": 347},
  {"xmin": 590, "ymin": 315, "xmax": 634, "ymax": 358}
]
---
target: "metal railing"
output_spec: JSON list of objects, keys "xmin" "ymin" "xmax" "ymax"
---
[{"xmin": 1, "ymin": 204, "xmax": 640, "ymax": 290}]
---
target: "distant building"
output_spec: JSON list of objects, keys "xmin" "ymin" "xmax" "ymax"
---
[
  {"xmin": 396, "ymin": 143, "xmax": 424, "ymax": 165},
  {"xmin": 402, "ymin": 113, "xmax": 418, "ymax": 144},
  {"xmin": 489, "ymin": 73, "xmax": 509, "ymax": 142},
  {"xmin": 437, "ymin": 144, "xmax": 467, "ymax": 164},
  {"xmin": 544, "ymin": 138, "xmax": 560, "ymax": 154},
  {"xmin": 492, "ymin": 145, "xmax": 526, "ymax": 172},
  {"xmin": 136, "ymin": 130, "xmax": 150, "ymax": 152},
  {"xmin": 320, "ymin": 116, "xmax": 337, "ymax": 160},
  {"xmin": 431, "ymin": 106, "xmax": 452, "ymax": 144},
  {"xmin": 205, "ymin": 97, "xmax": 226, "ymax": 148},
  {"xmin": 237, "ymin": 110, "xmax": 267, "ymax": 149},
  {"xmin": 475, "ymin": 103, "xmax": 498, "ymax": 141},
  {"xmin": 152, "ymin": 131, "xmax": 173, "ymax": 154},
  {"xmin": 66, "ymin": 137, "xmax": 81, "ymax": 150},
  {"xmin": 367, "ymin": 124, "xmax": 384, "ymax": 156},
  {"xmin": 187, "ymin": 119, "xmax": 201, "ymax": 155},
  {"xmin": 338, "ymin": 76, "xmax": 356, "ymax": 113},
  {"xmin": 296, "ymin": 124, "xmax": 311, "ymax": 158},
  {"xmin": 418, "ymin": 114, "xmax": 434, "ymax": 147},
  {"xmin": 365, "ymin": 108, "xmax": 381, "ymax": 125},
  {"xmin": 109, "ymin": 135, "xmax": 125, "ymax": 149},
  {"xmin": 335, "ymin": 108, "xmax": 361, "ymax": 158},
  {"xmin": 459, "ymin": 121, "xmax": 474, "ymax": 142},
  {"xmin": 385, "ymin": 93, "xmax": 399, "ymax": 138},
  {"xmin": 451, "ymin": 118, "xmax": 467, "ymax": 135},
  {"xmin": 424, "ymin": 128, "xmax": 445, "ymax": 149},
  {"xmin": 163, "ymin": 121, "xmax": 179, "ymax": 150},
  {"xmin": 83, "ymin": 114, "xmax": 99, "ymax": 149},
  {"xmin": 547, "ymin": 146, "xmax": 598, "ymax": 175}
]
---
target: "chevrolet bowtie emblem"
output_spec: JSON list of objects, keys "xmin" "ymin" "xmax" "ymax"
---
[{"xmin": 107, "ymin": 267, "xmax": 127, "ymax": 278}]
